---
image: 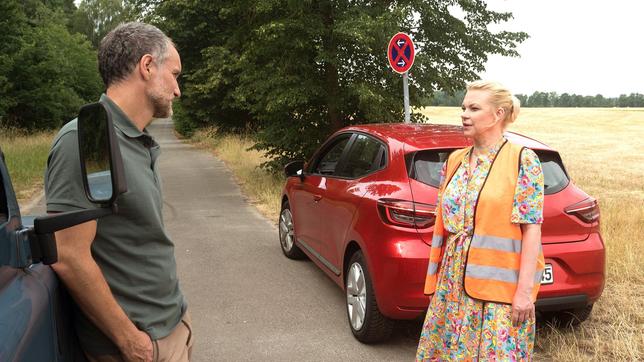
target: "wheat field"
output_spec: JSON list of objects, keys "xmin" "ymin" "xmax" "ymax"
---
[{"xmin": 195, "ymin": 107, "xmax": 643, "ymax": 361}]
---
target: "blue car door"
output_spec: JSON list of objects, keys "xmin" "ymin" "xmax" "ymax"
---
[{"xmin": 0, "ymin": 148, "xmax": 79, "ymax": 362}]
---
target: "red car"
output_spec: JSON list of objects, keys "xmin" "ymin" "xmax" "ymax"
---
[{"xmin": 279, "ymin": 123, "xmax": 605, "ymax": 343}]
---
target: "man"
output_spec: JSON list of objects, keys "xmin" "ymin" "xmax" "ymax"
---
[{"xmin": 45, "ymin": 22, "xmax": 190, "ymax": 362}]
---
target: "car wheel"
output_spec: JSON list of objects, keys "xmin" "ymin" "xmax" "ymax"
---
[
  {"xmin": 545, "ymin": 304, "xmax": 594, "ymax": 327},
  {"xmin": 345, "ymin": 250, "xmax": 394, "ymax": 343},
  {"xmin": 279, "ymin": 201, "xmax": 305, "ymax": 259}
]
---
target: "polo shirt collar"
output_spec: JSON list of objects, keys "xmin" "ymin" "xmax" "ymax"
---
[{"xmin": 100, "ymin": 94, "xmax": 147, "ymax": 139}]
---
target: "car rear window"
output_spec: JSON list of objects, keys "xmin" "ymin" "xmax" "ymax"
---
[
  {"xmin": 409, "ymin": 148, "xmax": 570, "ymax": 194},
  {"xmin": 409, "ymin": 149, "xmax": 454, "ymax": 187},
  {"xmin": 533, "ymin": 150, "xmax": 569, "ymax": 195}
]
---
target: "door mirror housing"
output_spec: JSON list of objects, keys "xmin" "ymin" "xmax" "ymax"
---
[
  {"xmin": 284, "ymin": 161, "xmax": 305, "ymax": 179},
  {"xmin": 78, "ymin": 101, "xmax": 127, "ymax": 205}
]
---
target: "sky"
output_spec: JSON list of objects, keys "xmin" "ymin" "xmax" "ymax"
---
[{"xmin": 478, "ymin": 0, "xmax": 643, "ymax": 97}]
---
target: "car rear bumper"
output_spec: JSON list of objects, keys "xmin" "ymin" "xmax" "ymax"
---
[
  {"xmin": 368, "ymin": 237, "xmax": 430, "ymax": 320},
  {"xmin": 369, "ymin": 232, "xmax": 605, "ymax": 320},
  {"xmin": 536, "ymin": 294, "xmax": 588, "ymax": 311},
  {"xmin": 538, "ymin": 232, "xmax": 605, "ymax": 305}
]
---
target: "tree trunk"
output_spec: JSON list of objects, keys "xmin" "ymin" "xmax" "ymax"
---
[{"xmin": 320, "ymin": 0, "xmax": 342, "ymax": 132}]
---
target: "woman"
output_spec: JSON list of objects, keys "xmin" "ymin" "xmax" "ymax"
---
[{"xmin": 416, "ymin": 80, "xmax": 545, "ymax": 361}]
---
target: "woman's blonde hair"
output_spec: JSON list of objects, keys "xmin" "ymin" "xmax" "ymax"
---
[{"xmin": 466, "ymin": 80, "xmax": 520, "ymax": 126}]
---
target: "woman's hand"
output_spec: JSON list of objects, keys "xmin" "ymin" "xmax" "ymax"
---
[{"xmin": 511, "ymin": 289, "xmax": 535, "ymax": 327}]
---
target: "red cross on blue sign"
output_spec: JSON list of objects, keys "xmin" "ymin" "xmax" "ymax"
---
[{"xmin": 388, "ymin": 32, "xmax": 415, "ymax": 74}]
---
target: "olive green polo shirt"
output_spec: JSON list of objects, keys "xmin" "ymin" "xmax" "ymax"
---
[{"xmin": 45, "ymin": 94, "xmax": 185, "ymax": 354}]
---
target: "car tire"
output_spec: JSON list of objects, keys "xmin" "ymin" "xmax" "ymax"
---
[
  {"xmin": 545, "ymin": 304, "xmax": 594, "ymax": 327},
  {"xmin": 279, "ymin": 201, "xmax": 305, "ymax": 259},
  {"xmin": 345, "ymin": 250, "xmax": 394, "ymax": 343}
]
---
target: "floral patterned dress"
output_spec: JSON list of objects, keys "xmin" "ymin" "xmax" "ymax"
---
[{"xmin": 416, "ymin": 138, "xmax": 544, "ymax": 361}]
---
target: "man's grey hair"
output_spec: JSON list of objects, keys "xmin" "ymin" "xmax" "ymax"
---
[{"xmin": 98, "ymin": 22, "xmax": 173, "ymax": 87}]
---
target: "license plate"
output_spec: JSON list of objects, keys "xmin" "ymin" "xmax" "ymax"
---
[{"xmin": 541, "ymin": 264, "xmax": 554, "ymax": 285}]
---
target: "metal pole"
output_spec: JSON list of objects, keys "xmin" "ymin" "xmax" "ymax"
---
[{"xmin": 403, "ymin": 71, "xmax": 410, "ymax": 123}]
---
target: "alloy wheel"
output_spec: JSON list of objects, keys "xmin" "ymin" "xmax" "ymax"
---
[
  {"xmin": 279, "ymin": 208, "xmax": 295, "ymax": 251},
  {"xmin": 346, "ymin": 262, "xmax": 367, "ymax": 331}
]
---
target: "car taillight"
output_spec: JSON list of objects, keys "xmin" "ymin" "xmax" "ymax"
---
[
  {"xmin": 377, "ymin": 198, "xmax": 436, "ymax": 229},
  {"xmin": 564, "ymin": 197, "xmax": 600, "ymax": 223}
]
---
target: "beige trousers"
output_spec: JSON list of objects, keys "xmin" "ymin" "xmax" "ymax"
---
[{"xmin": 87, "ymin": 311, "xmax": 194, "ymax": 362}]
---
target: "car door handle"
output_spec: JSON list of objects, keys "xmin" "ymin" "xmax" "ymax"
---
[{"xmin": 313, "ymin": 194, "xmax": 322, "ymax": 202}]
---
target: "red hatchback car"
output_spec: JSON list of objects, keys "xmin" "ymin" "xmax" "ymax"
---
[{"xmin": 279, "ymin": 123, "xmax": 605, "ymax": 343}]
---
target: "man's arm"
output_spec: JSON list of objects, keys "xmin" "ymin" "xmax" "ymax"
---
[{"xmin": 52, "ymin": 220, "xmax": 153, "ymax": 361}]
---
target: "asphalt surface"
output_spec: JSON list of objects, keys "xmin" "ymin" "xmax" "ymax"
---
[{"xmin": 149, "ymin": 119, "xmax": 422, "ymax": 361}]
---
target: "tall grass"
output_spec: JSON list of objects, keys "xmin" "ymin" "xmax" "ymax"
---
[
  {"xmin": 0, "ymin": 128, "xmax": 55, "ymax": 205},
  {"xmin": 191, "ymin": 107, "xmax": 643, "ymax": 361}
]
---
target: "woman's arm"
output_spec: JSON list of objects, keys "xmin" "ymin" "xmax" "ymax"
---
[
  {"xmin": 510, "ymin": 148, "xmax": 544, "ymax": 326},
  {"xmin": 512, "ymin": 223, "xmax": 542, "ymax": 326}
]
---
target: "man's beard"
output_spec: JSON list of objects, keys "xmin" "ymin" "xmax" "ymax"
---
[{"xmin": 150, "ymin": 92, "xmax": 173, "ymax": 118}]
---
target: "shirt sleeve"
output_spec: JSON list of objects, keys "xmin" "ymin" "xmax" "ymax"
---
[
  {"xmin": 45, "ymin": 129, "xmax": 95, "ymax": 212},
  {"xmin": 511, "ymin": 148, "xmax": 544, "ymax": 224}
]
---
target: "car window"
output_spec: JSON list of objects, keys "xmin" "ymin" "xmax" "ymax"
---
[
  {"xmin": 337, "ymin": 134, "xmax": 385, "ymax": 178},
  {"xmin": 534, "ymin": 150, "xmax": 569, "ymax": 195},
  {"xmin": 311, "ymin": 135, "xmax": 351, "ymax": 175},
  {"xmin": 410, "ymin": 149, "xmax": 453, "ymax": 187}
]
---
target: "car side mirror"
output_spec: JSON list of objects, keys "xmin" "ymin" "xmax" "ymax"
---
[
  {"xmin": 284, "ymin": 161, "xmax": 305, "ymax": 180},
  {"xmin": 25, "ymin": 101, "xmax": 127, "ymax": 266},
  {"xmin": 78, "ymin": 101, "xmax": 127, "ymax": 205}
]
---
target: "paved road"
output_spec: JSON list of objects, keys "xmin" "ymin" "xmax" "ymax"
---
[{"xmin": 149, "ymin": 119, "xmax": 422, "ymax": 361}]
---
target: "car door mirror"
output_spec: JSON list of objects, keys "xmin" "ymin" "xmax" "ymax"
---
[
  {"xmin": 284, "ymin": 160, "xmax": 305, "ymax": 179},
  {"xmin": 78, "ymin": 101, "xmax": 127, "ymax": 205}
]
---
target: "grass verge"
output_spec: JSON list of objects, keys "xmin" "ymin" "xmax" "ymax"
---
[{"xmin": 0, "ymin": 128, "xmax": 55, "ymax": 207}]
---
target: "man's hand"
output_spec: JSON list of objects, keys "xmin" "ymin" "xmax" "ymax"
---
[{"xmin": 119, "ymin": 329, "xmax": 154, "ymax": 362}]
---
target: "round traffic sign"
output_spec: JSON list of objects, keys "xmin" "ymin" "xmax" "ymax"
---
[{"xmin": 387, "ymin": 32, "xmax": 415, "ymax": 74}]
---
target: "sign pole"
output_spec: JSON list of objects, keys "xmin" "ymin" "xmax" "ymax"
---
[{"xmin": 403, "ymin": 72, "xmax": 410, "ymax": 123}]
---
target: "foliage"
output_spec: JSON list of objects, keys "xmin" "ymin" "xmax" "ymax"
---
[
  {"xmin": 70, "ymin": 0, "xmax": 138, "ymax": 48},
  {"xmin": 0, "ymin": 0, "xmax": 103, "ymax": 130},
  {"xmin": 153, "ymin": 0, "xmax": 527, "ymax": 171}
]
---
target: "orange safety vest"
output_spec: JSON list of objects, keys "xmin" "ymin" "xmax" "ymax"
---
[{"xmin": 423, "ymin": 141, "xmax": 545, "ymax": 304}]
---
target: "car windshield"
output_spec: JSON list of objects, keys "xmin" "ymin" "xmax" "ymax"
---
[{"xmin": 410, "ymin": 148, "xmax": 569, "ymax": 195}]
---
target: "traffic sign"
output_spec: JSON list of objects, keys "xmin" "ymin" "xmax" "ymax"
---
[{"xmin": 387, "ymin": 32, "xmax": 415, "ymax": 74}]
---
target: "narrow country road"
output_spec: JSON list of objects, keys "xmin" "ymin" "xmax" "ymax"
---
[{"xmin": 149, "ymin": 119, "xmax": 421, "ymax": 361}]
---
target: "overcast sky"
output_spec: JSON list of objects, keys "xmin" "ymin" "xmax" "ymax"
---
[{"xmin": 478, "ymin": 0, "xmax": 642, "ymax": 97}]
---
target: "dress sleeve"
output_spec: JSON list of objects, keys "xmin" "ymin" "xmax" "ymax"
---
[{"xmin": 511, "ymin": 148, "xmax": 544, "ymax": 224}]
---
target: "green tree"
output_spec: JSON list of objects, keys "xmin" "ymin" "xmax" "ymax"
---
[
  {"xmin": 0, "ymin": 1, "xmax": 103, "ymax": 129},
  {"xmin": 0, "ymin": 0, "xmax": 28, "ymax": 120},
  {"xmin": 155, "ymin": 0, "xmax": 528, "ymax": 170},
  {"xmin": 71, "ymin": 0, "xmax": 137, "ymax": 48},
  {"xmin": 558, "ymin": 93, "xmax": 571, "ymax": 107},
  {"xmin": 515, "ymin": 93, "xmax": 528, "ymax": 107}
]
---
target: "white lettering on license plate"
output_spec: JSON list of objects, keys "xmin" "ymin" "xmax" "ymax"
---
[{"xmin": 541, "ymin": 264, "xmax": 554, "ymax": 285}]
